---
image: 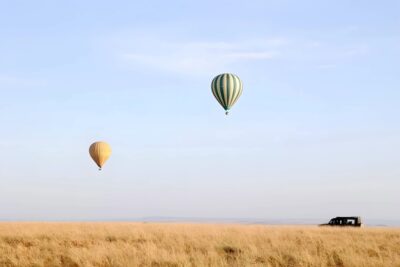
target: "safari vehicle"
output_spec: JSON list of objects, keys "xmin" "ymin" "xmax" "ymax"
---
[{"xmin": 320, "ymin": 217, "xmax": 363, "ymax": 227}]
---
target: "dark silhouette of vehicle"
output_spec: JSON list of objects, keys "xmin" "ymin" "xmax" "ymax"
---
[{"xmin": 320, "ymin": 217, "xmax": 363, "ymax": 227}]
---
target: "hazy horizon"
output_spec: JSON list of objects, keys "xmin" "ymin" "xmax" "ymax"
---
[
  {"xmin": 0, "ymin": 1, "xmax": 399, "ymax": 221},
  {"xmin": 0, "ymin": 216, "xmax": 399, "ymax": 227}
]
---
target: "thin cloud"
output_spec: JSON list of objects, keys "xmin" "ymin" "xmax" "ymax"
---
[
  {"xmin": 225, "ymin": 51, "xmax": 278, "ymax": 60},
  {"xmin": 317, "ymin": 64, "xmax": 337, "ymax": 69},
  {"xmin": 344, "ymin": 45, "xmax": 369, "ymax": 56},
  {"xmin": 0, "ymin": 74, "xmax": 47, "ymax": 88},
  {"xmin": 115, "ymin": 31, "xmax": 370, "ymax": 75},
  {"xmin": 119, "ymin": 38, "xmax": 285, "ymax": 75}
]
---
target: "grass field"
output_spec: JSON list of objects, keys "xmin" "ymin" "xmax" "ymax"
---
[{"xmin": 0, "ymin": 223, "xmax": 399, "ymax": 267}]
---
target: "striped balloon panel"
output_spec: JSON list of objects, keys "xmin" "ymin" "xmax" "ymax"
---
[{"xmin": 211, "ymin": 73, "xmax": 243, "ymax": 111}]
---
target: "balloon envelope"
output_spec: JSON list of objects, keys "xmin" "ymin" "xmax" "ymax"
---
[
  {"xmin": 211, "ymin": 73, "xmax": 243, "ymax": 114},
  {"xmin": 89, "ymin": 141, "xmax": 112, "ymax": 169}
]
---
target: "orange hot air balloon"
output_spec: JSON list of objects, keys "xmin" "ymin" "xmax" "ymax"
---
[{"xmin": 89, "ymin": 141, "xmax": 112, "ymax": 170}]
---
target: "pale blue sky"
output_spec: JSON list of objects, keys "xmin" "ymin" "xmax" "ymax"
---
[{"xmin": 0, "ymin": 1, "xmax": 399, "ymax": 223}]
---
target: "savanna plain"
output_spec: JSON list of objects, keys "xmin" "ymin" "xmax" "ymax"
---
[{"xmin": 0, "ymin": 223, "xmax": 399, "ymax": 267}]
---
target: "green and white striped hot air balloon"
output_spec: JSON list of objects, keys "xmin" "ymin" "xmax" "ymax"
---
[{"xmin": 211, "ymin": 73, "xmax": 243, "ymax": 115}]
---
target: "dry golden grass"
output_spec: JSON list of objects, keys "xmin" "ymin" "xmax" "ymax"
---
[{"xmin": 0, "ymin": 223, "xmax": 399, "ymax": 267}]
